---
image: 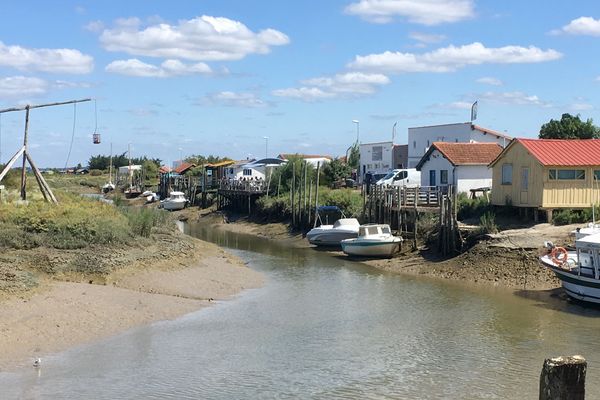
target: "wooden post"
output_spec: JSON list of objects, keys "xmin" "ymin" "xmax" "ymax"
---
[
  {"xmin": 20, "ymin": 106, "xmax": 30, "ymax": 200},
  {"xmin": 539, "ymin": 355, "xmax": 586, "ymax": 400},
  {"xmin": 303, "ymin": 161, "xmax": 307, "ymax": 228},
  {"xmin": 308, "ymin": 178, "xmax": 313, "ymax": 227},
  {"xmin": 291, "ymin": 162, "xmax": 295, "ymax": 227},
  {"xmin": 313, "ymin": 162, "xmax": 320, "ymax": 228}
]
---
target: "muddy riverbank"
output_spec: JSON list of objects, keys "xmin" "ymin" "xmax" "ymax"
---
[{"xmin": 194, "ymin": 210, "xmax": 575, "ymax": 291}]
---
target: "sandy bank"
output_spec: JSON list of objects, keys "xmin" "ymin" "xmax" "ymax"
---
[{"xmin": 0, "ymin": 234, "xmax": 263, "ymax": 371}]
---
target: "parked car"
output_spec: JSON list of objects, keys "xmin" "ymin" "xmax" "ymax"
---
[{"xmin": 376, "ymin": 169, "xmax": 420, "ymax": 187}]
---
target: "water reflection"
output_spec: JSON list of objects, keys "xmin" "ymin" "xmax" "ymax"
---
[{"xmin": 2, "ymin": 223, "xmax": 600, "ymax": 399}]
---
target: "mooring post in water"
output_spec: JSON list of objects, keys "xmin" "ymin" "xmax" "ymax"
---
[{"xmin": 539, "ymin": 355, "xmax": 586, "ymax": 400}]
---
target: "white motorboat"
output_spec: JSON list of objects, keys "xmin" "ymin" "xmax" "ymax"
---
[
  {"xmin": 306, "ymin": 218, "xmax": 360, "ymax": 246},
  {"xmin": 159, "ymin": 191, "xmax": 188, "ymax": 211},
  {"xmin": 540, "ymin": 233, "xmax": 600, "ymax": 304},
  {"xmin": 341, "ymin": 224, "xmax": 402, "ymax": 258}
]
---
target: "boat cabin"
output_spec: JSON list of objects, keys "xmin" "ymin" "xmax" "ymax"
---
[
  {"xmin": 574, "ymin": 233, "xmax": 600, "ymax": 279},
  {"xmin": 358, "ymin": 224, "xmax": 392, "ymax": 237}
]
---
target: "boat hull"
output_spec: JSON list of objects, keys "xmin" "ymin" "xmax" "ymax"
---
[
  {"xmin": 541, "ymin": 255, "xmax": 600, "ymax": 304},
  {"xmin": 306, "ymin": 231, "xmax": 358, "ymax": 246},
  {"xmin": 341, "ymin": 238, "xmax": 401, "ymax": 257},
  {"xmin": 161, "ymin": 200, "xmax": 187, "ymax": 211}
]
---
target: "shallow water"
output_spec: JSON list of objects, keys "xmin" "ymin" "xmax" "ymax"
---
[{"xmin": 2, "ymin": 224, "xmax": 600, "ymax": 399}]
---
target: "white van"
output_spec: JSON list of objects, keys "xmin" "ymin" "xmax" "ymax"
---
[{"xmin": 376, "ymin": 169, "xmax": 421, "ymax": 187}]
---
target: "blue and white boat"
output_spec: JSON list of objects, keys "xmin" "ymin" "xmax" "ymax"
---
[
  {"xmin": 341, "ymin": 224, "xmax": 402, "ymax": 258},
  {"xmin": 540, "ymin": 232, "xmax": 600, "ymax": 304}
]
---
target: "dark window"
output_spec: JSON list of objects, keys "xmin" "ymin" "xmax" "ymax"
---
[
  {"xmin": 549, "ymin": 169, "xmax": 585, "ymax": 180},
  {"xmin": 440, "ymin": 170, "xmax": 448, "ymax": 184},
  {"xmin": 502, "ymin": 164, "xmax": 512, "ymax": 184}
]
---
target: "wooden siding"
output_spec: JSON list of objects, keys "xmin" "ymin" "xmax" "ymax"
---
[
  {"xmin": 492, "ymin": 141, "xmax": 600, "ymax": 208},
  {"xmin": 491, "ymin": 141, "xmax": 543, "ymax": 207}
]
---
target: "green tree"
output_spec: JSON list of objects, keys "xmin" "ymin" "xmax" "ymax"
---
[
  {"xmin": 539, "ymin": 113, "xmax": 600, "ymax": 139},
  {"xmin": 322, "ymin": 158, "xmax": 351, "ymax": 186},
  {"xmin": 348, "ymin": 142, "xmax": 360, "ymax": 169}
]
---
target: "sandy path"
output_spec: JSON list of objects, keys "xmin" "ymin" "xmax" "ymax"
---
[{"xmin": 0, "ymin": 240, "xmax": 264, "ymax": 371}]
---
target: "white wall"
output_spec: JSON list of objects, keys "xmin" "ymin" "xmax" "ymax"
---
[
  {"xmin": 225, "ymin": 165, "xmax": 266, "ymax": 180},
  {"xmin": 407, "ymin": 123, "xmax": 507, "ymax": 168},
  {"xmin": 359, "ymin": 141, "xmax": 393, "ymax": 183},
  {"xmin": 455, "ymin": 165, "xmax": 493, "ymax": 194},
  {"xmin": 418, "ymin": 149, "xmax": 492, "ymax": 194}
]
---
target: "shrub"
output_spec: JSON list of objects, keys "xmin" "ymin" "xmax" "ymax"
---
[
  {"xmin": 457, "ymin": 193, "xmax": 492, "ymax": 221},
  {"xmin": 479, "ymin": 211, "xmax": 498, "ymax": 234},
  {"xmin": 318, "ymin": 188, "xmax": 362, "ymax": 218},
  {"xmin": 552, "ymin": 209, "xmax": 593, "ymax": 226},
  {"xmin": 255, "ymin": 195, "xmax": 291, "ymax": 221},
  {"xmin": 122, "ymin": 207, "xmax": 169, "ymax": 237},
  {"xmin": 89, "ymin": 169, "xmax": 103, "ymax": 176}
]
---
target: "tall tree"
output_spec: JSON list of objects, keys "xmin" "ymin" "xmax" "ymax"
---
[
  {"xmin": 539, "ymin": 113, "xmax": 600, "ymax": 139},
  {"xmin": 347, "ymin": 142, "xmax": 360, "ymax": 169}
]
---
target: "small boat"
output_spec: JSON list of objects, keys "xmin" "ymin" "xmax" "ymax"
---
[
  {"xmin": 306, "ymin": 218, "xmax": 360, "ymax": 246},
  {"xmin": 101, "ymin": 182, "xmax": 115, "ymax": 193},
  {"xmin": 540, "ymin": 233, "xmax": 600, "ymax": 304},
  {"xmin": 124, "ymin": 187, "xmax": 142, "ymax": 198},
  {"xmin": 159, "ymin": 191, "xmax": 188, "ymax": 211},
  {"xmin": 341, "ymin": 224, "xmax": 402, "ymax": 258}
]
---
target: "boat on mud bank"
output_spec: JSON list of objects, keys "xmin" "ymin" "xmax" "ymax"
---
[
  {"xmin": 541, "ymin": 232, "xmax": 600, "ymax": 304},
  {"xmin": 341, "ymin": 224, "xmax": 402, "ymax": 258}
]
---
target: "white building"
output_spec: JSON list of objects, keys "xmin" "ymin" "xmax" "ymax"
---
[
  {"xmin": 415, "ymin": 142, "xmax": 503, "ymax": 194},
  {"xmin": 407, "ymin": 122, "xmax": 510, "ymax": 168},
  {"xmin": 225, "ymin": 158, "xmax": 287, "ymax": 181},
  {"xmin": 359, "ymin": 141, "xmax": 393, "ymax": 183},
  {"xmin": 278, "ymin": 154, "xmax": 331, "ymax": 167}
]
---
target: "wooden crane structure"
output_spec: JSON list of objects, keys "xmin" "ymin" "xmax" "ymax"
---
[{"xmin": 0, "ymin": 98, "xmax": 91, "ymax": 203}]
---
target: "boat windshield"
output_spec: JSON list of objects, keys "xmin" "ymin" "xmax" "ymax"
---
[{"xmin": 382, "ymin": 225, "xmax": 391, "ymax": 234}]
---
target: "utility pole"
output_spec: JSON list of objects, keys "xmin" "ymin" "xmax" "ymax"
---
[{"xmin": 0, "ymin": 98, "xmax": 91, "ymax": 203}]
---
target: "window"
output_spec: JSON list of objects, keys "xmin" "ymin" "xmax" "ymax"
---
[
  {"xmin": 372, "ymin": 146, "xmax": 383, "ymax": 161},
  {"xmin": 413, "ymin": 141, "xmax": 416, "ymax": 149},
  {"xmin": 440, "ymin": 170, "xmax": 448, "ymax": 184},
  {"xmin": 502, "ymin": 164, "xmax": 513, "ymax": 184},
  {"xmin": 243, "ymin": 169, "xmax": 252, "ymax": 176},
  {"xmin": 594, "ymin": 170, "xmax": 600, "ymax": 180},
  {"xmin": 548, "ymin": 169, "xmax": 585, "ymax": 180}
]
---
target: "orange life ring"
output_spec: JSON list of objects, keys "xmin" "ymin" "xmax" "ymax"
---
[{"xmin": 551, "ymin": 246, "xmax": 568, "ymax": 266}]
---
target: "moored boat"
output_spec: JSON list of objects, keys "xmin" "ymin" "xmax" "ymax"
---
[
  {"xmin": 540, "ymin": 233, "xmax": 600, "ymax": 304},
  {"xmin": 341, "ymin": 224, "xmax": 402, "ymax": 258},
  {"xmin": 306, "ymin": 218, "xmax": 360, "ymax": 246},
  {"xmin": 159, "ymin": 191, "xmax": 188, "ymax": 211}
]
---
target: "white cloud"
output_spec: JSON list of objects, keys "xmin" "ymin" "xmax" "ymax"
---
[
  {"xmin": 99, "ymin": 15, "xmax": 290, "ymax": 61},
  {"xmin": 85, "ymin": 20, "xmax": 105, "ymax": 33},
  {"xmin": 478, "ymin": 91, "xmax": 551, "ymax": 107},
  {"xmin": 348, "ymin": 42, "xmax": 562, "ymax": 73},
  {"xmin": 53, "ymin": 80, "xmax": 92, "ymax": 89},
  {"xmin": 555, "ymin": 17, "xmax": 600, "ymax": 36},
  {"xmin": 446, "ymin": 101, "xmax": 473, "ymax": 109},
  {"xmin": 0, "ymin": 41, "xmax": 93, "ymax": 74},
  {"xmin": 105, "ymin": 58, "xmax": 212, "ymax": 77},
  {"xmin": 344, "ymin": 0, "xmax": 475, "ymax": 25},
  {"xmin": 570, "ymin": 103, "xmax": 593, "ymax": 111},
  {"xmin": 273, "ymin": 72, "xmax": 390, "ymax": 101},
  {"xmin": 200, "ymin": 91, "xmax": 267, "ymax": 108},
  {"xmin": 0, "ymin": 76, "xmax": 48, "ymax": 99},
  {"xmin": 409, "ymin": 32, "xmax": 446, "ymax": 44},
  {"xmin": 476, "ymin": 76, "xmax": 502, "ymax": 86}
]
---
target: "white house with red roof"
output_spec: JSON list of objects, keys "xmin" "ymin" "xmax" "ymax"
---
[
  {"xmin": 415, "ymin": 142, "xmax": 503, "ymax": 194},
  {"xmin": 407, "ymin": 122, "xmax": 511, "ymax": 168},
  {"xmin": 489, "ymin": 138, "xmax": 600, "ymax": 220}
]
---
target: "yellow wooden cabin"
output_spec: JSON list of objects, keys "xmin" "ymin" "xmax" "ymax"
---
[{"xmin": 489, "ymin": 138, "xmax": 600, "ymax": 221}]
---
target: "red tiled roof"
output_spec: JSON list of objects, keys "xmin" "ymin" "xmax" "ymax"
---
[
  {"xmin": 174, "ymin": 162, "xmax": 196, "ymax": 174},
  {"xmin": 159, "ymin": 165, "xmax": 172, "ymax": 173},
  {"xmin": 518, "ymin": 138, "xmax": 600, "ymax": 166},
  {"xmin": 428, "ymin": 142, "xmax": 503, "ymax": 166}
]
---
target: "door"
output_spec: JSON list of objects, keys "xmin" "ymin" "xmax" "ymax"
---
[
  {"xmin": 520, "ymin": 167, "xmax": 529, "ymax": 204},
  {"xmin": 429, "ymin": 170, "xmax": 436, "ymax": 187}
]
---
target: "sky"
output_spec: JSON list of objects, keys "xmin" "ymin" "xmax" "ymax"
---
[{"xmin": 1, "ymin": 0, "xmax": 600, "ymax": 167}]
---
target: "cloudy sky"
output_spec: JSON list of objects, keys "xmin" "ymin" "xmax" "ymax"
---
[{"xmin": 0, "ymin": 0, "xmax": 599, "ymax": 167}]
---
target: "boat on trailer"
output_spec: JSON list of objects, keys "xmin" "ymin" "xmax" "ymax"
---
[
  {"xmin": 341, "ymin": 224, "xmax": 402, "ymax": 258},
  {"xmin": 540, "ymin": 232, "xmax": 600, "ymax": 304}
]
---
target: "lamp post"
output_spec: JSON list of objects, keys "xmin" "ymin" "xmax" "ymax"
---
[
  {"xmin": 263, "ymin": 136, "xmax": 269, "ymax": 158},
  {"xmin": 352, "ymin": 120, "xmax": 360, "ymax": 143}
]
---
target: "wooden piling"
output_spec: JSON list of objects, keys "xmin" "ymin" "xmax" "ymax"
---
[{"xmin": 540, "ymin": 355, "xmax": 586, "ymax": 400}]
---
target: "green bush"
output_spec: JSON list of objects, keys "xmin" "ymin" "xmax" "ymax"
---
[
  {"xmin": 479, "ymin": 211, "xmax": 498, "ymax": 234},
  {"xmin": 255, "ymin": 195, "xmax": 291, "ymax": 221},
  {"xmin": 89, "ymin": 169, "xmax": 103, "ymax": 176},
  {"xmin": 319, "ymin": 188, "xmax": 362, "ymax": 218},
  {"xmin": 121, "ymin": 207, "xmax": 169, "ymax": 237},
  {"xmin": 552, "ymin": 208, "xmax": 593, "ymax": 226},
  {"xmin": 457, "ymin": 193, "xmax": 492, "ymax": 221}
]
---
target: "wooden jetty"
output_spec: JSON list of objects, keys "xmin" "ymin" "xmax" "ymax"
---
[
  {"xmin": 363, "ymin": 185, "xmax": 460, "ymax": 255},
  {"xmin": 217, "ymin": 180, "xmax": 267, "ymax": 214}
]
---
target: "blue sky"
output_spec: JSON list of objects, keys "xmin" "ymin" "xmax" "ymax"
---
[{"xmin": 1, "ymin": 0, "xmax": 600, "ymax": 167}]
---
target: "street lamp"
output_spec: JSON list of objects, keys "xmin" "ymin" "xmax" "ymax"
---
[
  {"xmin": 352, "ymin": 120, "xmax": 360, "ymax": 143},
  {"xmin": 263, "ymin": 136, "xmax": 269, "ymax": 158}
]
